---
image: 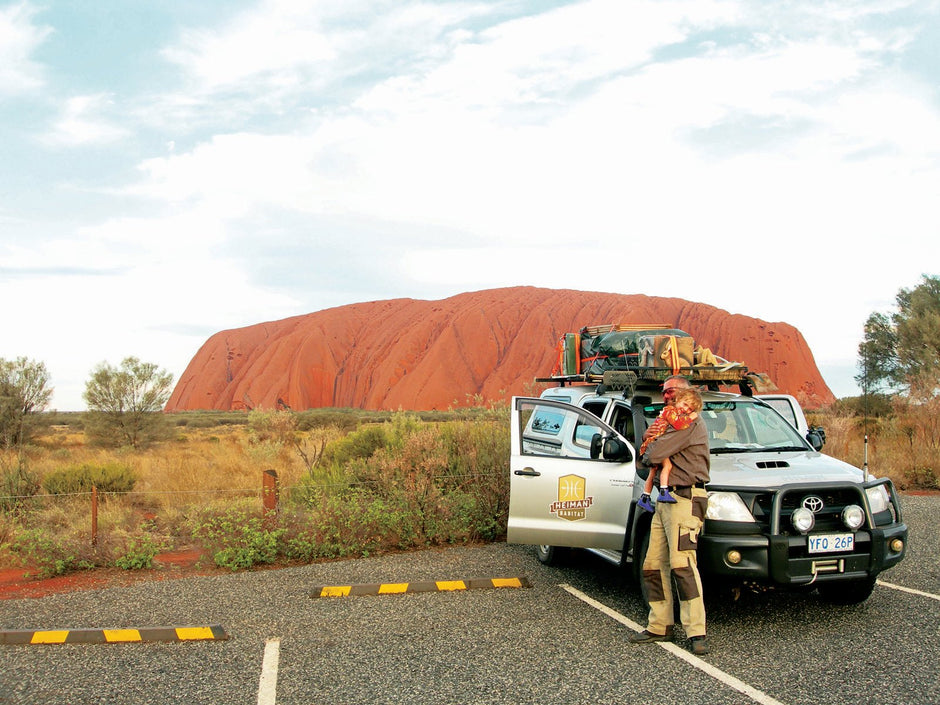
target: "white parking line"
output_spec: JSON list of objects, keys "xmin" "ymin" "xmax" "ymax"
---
[
  {"xmin": 257, "ymin": 638, "xmax": 281, "ymax": 705},
  {"xmin": 877, "ymin": 580, "xmax": 940, "ymax": 601},
  {"xmin": 560, "ymin": 584, "xmax": 786, "ymax": 705}
]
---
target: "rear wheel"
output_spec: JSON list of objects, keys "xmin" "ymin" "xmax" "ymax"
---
[
  {"xmin": 816, "ymin": 577, "xmax": 877, "ymax": 605},
  {"xmin": 535, "ymin": 545, "xmax": 569, "ymax": 565}
]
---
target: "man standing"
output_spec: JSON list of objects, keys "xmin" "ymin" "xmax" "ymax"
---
[{"xmin": 629, "ymin": 375, "xmax": 711, "ymax": 656}]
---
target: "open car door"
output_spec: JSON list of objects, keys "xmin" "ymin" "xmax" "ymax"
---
[{"xmin": 507, "ymin": 397, "xmax": 635, "ymax": 550}]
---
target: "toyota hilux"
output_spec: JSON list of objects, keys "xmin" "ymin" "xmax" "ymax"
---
[{"xmin": 508, "ymin": 379, "xmax": 907, "ymax": 604}]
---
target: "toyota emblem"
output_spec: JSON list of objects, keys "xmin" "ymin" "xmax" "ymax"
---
[{"xmin": 802, "ymin": 495, "xmax": 824, "ymax": 513}]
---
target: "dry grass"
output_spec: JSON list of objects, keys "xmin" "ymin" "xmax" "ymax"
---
[
  {"xmin": 810, "ymin": 409, "xmax": 938, "ymax": 490},
  {"xmin": 23, "ymin": 424, "xmax": 326, "ymax": 508}
]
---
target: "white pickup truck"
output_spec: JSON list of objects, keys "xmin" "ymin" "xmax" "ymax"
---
[
  {"xmin": 757, "ymin": 393, "xmax": 825, "ymax": 446},
  {"xmin": 508, "ymin": 380, "xmax": 907, "ymax": 604}
]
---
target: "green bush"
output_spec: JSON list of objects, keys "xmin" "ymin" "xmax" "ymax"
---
[
  {"xmin": 43, "ymin": 463, "xmax": 137, "ymax": 495},
  {"xmin": 11, "ymin": 527, "xmax": 93, "ymax": 578},
  {"xmin": 114, "ymin": 535, "xmax": 164, "ymax": 570},
  {"xmin": 280, "ymin": 487, "xmax": 420, "ymax": 561},
  {"xmin": 189, "ymin": 501, "xmax": 284, "ymax": 570},
  {"xmin": 321, "ymin": 424, "xmax": 388, "ymax": 467}
]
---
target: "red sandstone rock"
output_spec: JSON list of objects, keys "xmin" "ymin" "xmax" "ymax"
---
[{"xmin": 165, "ymin": 287, "xmax": 835, "ymax": 412}]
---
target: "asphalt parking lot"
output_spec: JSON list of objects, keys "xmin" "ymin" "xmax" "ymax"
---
[{"xmin": 1, "ymin": 494, "xmax": 937, "ymax": 705}]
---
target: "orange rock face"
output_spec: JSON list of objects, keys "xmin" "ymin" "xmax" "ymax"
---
[{"xmin": 165, "ymin": 287, "xmax": 835, "ymax": 412}]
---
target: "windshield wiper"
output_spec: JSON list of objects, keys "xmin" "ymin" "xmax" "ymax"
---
[{"xmin": 710, "ymin": 445, "xmax": 807, "ymax": 454}]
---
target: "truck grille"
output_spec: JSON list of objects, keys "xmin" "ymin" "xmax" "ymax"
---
[{"xmin": 749, "ymin": 486, "xmax": 866, "ymax": 536}]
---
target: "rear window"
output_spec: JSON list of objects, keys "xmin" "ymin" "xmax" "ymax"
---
[{"xmin": 762, "ymin": 398, "xmax": 798, "ymax": 428}]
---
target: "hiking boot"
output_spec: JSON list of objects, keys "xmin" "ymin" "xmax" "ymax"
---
[
  {"xmin": 637, "ymin": 494, "xmax": 654, "ymax": 513},
  {"xmin": 629, "ymin": 628, "xmax": 674, "ymax": 644},
  {"xmin": 689, "ymin": 636, "xmax": 710, "ymax": 655},
  {"xmin": 658, "ymin": 487, "xmax": 677, "ymax": 503}
]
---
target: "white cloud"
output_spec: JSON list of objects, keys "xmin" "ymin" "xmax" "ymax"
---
[
  {"xmin": 44, "ymin": 93, "xmax": 131, "ymax": 146},
  {"xmin": 0, "ymin": 1, "xmax": 51, "ymax": 95},
  {"xmin": 128, "ymin": 0, "xmax": 940, "ymax": 284},
  {"xmin": 161, "ymin": 0, "xmax": 493, "ymax": 92},
  {"xmin": 129, "ymin": 133, "xmax": 326, "ymax": 216}
]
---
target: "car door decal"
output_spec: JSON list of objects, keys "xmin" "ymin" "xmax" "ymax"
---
[{"xmin": 549, "ymin": 474, "xmax": 595, "ymax": 521}]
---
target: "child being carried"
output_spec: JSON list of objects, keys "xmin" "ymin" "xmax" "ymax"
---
[{"xmin": 637, "ymin": 388, "xmax": 703, "ymax": 513}]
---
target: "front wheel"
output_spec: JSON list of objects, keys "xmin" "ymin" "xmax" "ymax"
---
[
  {"xmin": 535, "ymin": 545, "xmax": 569, "ymax": 565},
  {"xmin": 816, "ymin": 577, "xmax": 877, "ymax": 605}
]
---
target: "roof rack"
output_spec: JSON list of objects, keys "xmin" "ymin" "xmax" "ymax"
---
[
  {"xmin": 536, "ymin": 365, "xmax": 776, "ymax": 396},
  {"xmin": 546, "ymin": 323, "xmax": 778, "ymax": 394},
  {"xmin": 538, "ymin": 364, "xmax": 749, "ymax": 385},
  {"xmin": 580, "ymin": 322, "xmax": 670, "ymax": 336}
]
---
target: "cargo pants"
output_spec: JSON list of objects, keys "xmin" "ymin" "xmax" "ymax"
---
[{"xmin": 641, "ymin": 486, "xmax": 708, "ymax": 638}]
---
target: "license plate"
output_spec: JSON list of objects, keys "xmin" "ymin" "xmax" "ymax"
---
[{"xmin": 807, "ymin": 533, "xmax": 854, "ymax": 554}]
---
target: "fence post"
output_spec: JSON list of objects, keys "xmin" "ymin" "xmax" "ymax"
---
[
  {"xmin": 91, "ymin": 486, "xmax": 98, "ymax": 548},
  {"xmin": 262, "ymin": 469, "xmax": 279, "ymax": 527}
]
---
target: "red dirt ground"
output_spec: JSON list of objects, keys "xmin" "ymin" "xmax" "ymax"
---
[{"xmin": 0, "ymin": 550, "xmax": 222, "ymax": 600}]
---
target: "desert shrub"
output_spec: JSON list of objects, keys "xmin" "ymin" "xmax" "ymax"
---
[
  {"xmin": 438, "ymin": 419, "xmax": 510, "ymax": 540},
  {"xmin": 43, "ymin": 462, "xmax": 137, "ymax": 495},
  {"xmin": 10, "ymin": 527, "xmax": 94, "ymax": 578},
  {"xmin": 189, "ymin": 499, "xmax": 284, "ymax": 570},
  {"xmin": 114, "ymin": 534, "xmax": 165, "ymax": 570},
  {"xmin": 321, "ymin": 424, "xmax": 388, "ymax": 467},
  {"xmin": 280, "ymin": 486, "xmax": 419, "ymax": 561},
  {"xmin": 83, "ymin": 410, "xmax": 175, "ymax": 449},
  {"xmin": 248, "ymin": 409, "xmax": 298, "ymax": 445},
  {"xmin": 349, "ymin": 420, "xmax": 507, "ymax": 544},
  {"xmin": 0, "ymin": 454, "xmax": 41, "ymax": 513},
  {"xmin": 286, "ymin": 462, "xmax": 350, "ymax": 507}
]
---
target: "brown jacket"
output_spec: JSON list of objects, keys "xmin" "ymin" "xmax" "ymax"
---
[{"xmin": 644, "ymin": 415, "xmax": 710, "ymax": 486}]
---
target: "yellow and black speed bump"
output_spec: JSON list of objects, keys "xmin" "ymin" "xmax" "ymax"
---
[
  {"xmin": 0, "ymin": 625, "xmax": 229, "ymax": 645},
  {"xmin": 310, "ymin": 576, "xmax": 531, "ymax": 598}
]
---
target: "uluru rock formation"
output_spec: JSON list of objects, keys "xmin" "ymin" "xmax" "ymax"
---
[{"xmin": 165, "ymin": 287, "xmax": 835, "ymax": 412}]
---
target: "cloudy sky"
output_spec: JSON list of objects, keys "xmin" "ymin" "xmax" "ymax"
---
[{"xmin": 1, "ymin": 0, "xmax": 938, "ymax": 410}]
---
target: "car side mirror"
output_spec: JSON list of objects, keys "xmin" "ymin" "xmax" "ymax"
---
[
  {"xmin": 590, "ymin": 433, "xmax": 632, "ymax": 462},
  {"xmin": 806, "ymin": 428, "xmax": 825, "ymax": 451},
  {"xmin": 603, "ymin": 436, "xmax": 632, "ymax": 462},
  {"xmin": 590, "ymin": 433, "xmax": 603, "ymax": 459}
]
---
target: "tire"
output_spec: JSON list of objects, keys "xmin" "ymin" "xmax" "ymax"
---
[
  {"xmin": 535, "ymin": 545, "xmax": 569, "ymax": 566},
  {"xmin": 816, "ymin": 577, "xmax": 877, "ymax": 605}
]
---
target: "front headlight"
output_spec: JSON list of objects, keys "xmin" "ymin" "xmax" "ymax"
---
[
  {"xmin": 866, "ymin": 485, "xmax": 890, "ymax": 514},
  {"xmin": 791, "ymin": 507, "xmax": 815, "ymax": 534},
  {"xmin": 706, "ymin": 492, "xmax": 756, "ymax": 522},
  {"xmin": 842, "ymin": 504, "xmax": 865, "ymax": 530}
]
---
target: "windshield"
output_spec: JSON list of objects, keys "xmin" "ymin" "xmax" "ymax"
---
[{"xmin": 644, "ymin": 400, "xmax": 809, "ymax": 453}]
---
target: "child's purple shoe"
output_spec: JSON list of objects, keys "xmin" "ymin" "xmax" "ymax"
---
[{"xmin": 658, "ymin": 487, "xmax": 677, "ymax": 503}]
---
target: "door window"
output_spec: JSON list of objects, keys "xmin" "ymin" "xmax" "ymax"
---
[{"xmin": 520, "ymin": 400, "xmax": 606, "ymax": 459}]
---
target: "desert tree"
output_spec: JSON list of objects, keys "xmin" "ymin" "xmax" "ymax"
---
[
  {"xmin": 0, "ymin": 356, "xmax": 53, "ymax": 448},
  {"xmin": 83, "ymin": 356, "xmax": 174, "ymax": 448},
  {"xmin": 856, "ymin": 274, "xmax": 940, "ymax": 401}
]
